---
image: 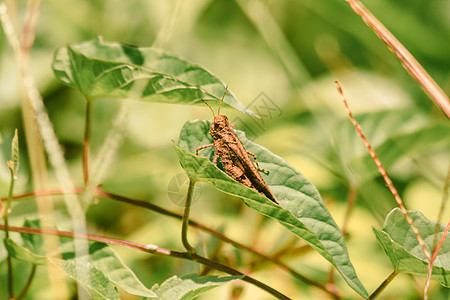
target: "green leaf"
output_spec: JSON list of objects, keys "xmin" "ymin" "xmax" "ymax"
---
[
  {"xmin": 4, "ymin": 238, "xmax": 47, "ymax": 265},
  {"xmin": 50, "ymin": 258, "xmax": 120, "ymax": 300},
  {"xmin": 174, "ymin": 120, "xmax": 368, "ymax": 298},
  {"xmin": 18, "ymin": 219, "xmax": 156, "ymax": 298},
  {"xmin": 373, "ymin": 208, "xmax": 450, "ymax": 287},
  {"xmin": 52, "ymin": 37, "xmax": 256, "ymax": 116},
  {"xmin": 83, "ymin": 242, "xmax": 157, "ymax": 298},
  {"xmin": 20, "ymin": 219, "xmax": 45, "ymax": 255},
  {"xmin": 57, "ymin": 241, "xmax": 156, "ymax": 298},
  {"xmin": 150, "ymin": 274, "xmax": 243, "ymax": 300}
]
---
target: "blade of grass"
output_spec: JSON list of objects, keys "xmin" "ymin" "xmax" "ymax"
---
[
  {"xmin": 344, "ymin": 0, "xmax": 450, "ymax": 118},
  {"xmin": 0, "ymin": 3, "xmax": 88, "ymax": 298}
]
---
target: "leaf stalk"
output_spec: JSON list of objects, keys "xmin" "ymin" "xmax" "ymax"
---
[{"xmin": 181, "ymin": 178, "xmax": 197, "ymax": 255}]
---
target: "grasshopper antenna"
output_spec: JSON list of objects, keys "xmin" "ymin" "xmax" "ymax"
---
[
  {"xmin": 200, "ymin": 98, "xmax": 216, "ymax": 118},
  {"xmin": 217, "ymin": 85, "xmax": 228, "ymax": 115}
]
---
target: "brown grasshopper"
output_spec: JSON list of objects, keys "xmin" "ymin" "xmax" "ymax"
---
[{"xmin": 196, "ymin": 88, "xmax": 279, "ymax": 205}]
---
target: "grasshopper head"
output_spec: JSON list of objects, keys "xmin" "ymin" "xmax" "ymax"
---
[
  {"xmin": 210, "ymin": 115, "xmax": 229, "ymax": 138},
  {"xmin": 201, "ymin": 86, "xmax": 230, "ymax": 138},
  {"xmin": 213, "ymin": 115, "xmax": 229, "ymax": 128}
]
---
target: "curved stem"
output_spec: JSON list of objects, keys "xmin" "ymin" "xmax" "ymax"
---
[
  {"xmin": 83, "ymin": 100, "xmax": 92, "ymax": 187},
  {"xmin": 0, "ymin": 224, "xmax": 290, "ymax": 300},
  {"xmin": 368, "ymin": 270, "xmax": 398, "ymax": 299},
  {"xmin": 192, "ymin": 253, "xmax": 290, "ymax": 300},
  {"xmin": 17, "ymin": 265, "xmax": 36, "ymax": 300},
  {"xmin": 181, "ymin": 178, "xmax": 197, "ymax": 255}
]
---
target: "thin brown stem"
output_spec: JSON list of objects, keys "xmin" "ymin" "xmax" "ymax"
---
[
  {"xmin": 0, "ymin": 224, "xmax": 291, "ymax": 300},
  {"xmin": 97, "ymin": 188, "xmax": 338, "ymax": 296},
  {"xmin": 344, "ymin": 0, "xmax": 450, "ymax": 118},
  {"xmin": 2, "ymin": 187, "xmax": 338, "ymax": 297},
  {"xmin": 368, "ymin": 270, "xmax": 398, "ymax": 299},
  {"xmin": 0, "ymin": 188, "xmax": 84, "ymax": 203},
  {"xmin": 336, "ymin": 81, "xmax": 431, "ymax": 261}
]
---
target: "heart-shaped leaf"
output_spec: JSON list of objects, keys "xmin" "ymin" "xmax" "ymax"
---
[
  {"xmin": 373, "ymin": 208, "xmax": 450, "ymax": 287},
  {"xmin": 174, "ymin": 120, "xmax": 368, "ymax": 297},
  {"xmin": 52, "ymin": 37, "xmax": 256, "ymax": 116}
]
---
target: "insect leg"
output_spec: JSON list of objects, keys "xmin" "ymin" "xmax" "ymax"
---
[
  {"xmin": 213, "ymin": 153, "xmax": 219, "ymax": 165},
  {"xmin": 246, "ymin": 150, "xmax": 269, "ymax": 174},
  {"xmin": 196, "ymin": 143, "xmax": 214, "ymax": 155}
]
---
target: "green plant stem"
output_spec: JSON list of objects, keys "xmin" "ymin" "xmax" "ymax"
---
[
  {"xmin": 3, "ymin": 187, "xmax": 339, "ymax": 297},
  {"xmin": 17, "ymin": 265, "xmax": 36, "ymax": 300},
  {"xmin": 181, "ymin": 178, "xmax": 197, "ymax": 255},
  {"xmin": 0, "ymin": 224, "xmax": 291, "ymax": 300},
  {"xmin": 5, "ymin": 165, "xmax": 16, "ymax": 299},
  {"xmin": 368, "ymin": 270, "xmax": 398, "ymax": 299},
  {"xmin": 4, "ymin": 169, "xmax": 14, "ymax": 239},
  {"xmin": 83, "ymin": 100, "xmax": 92, "ymax": 187}
]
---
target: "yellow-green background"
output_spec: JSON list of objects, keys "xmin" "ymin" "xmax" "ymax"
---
[{"xmin": 1, "ymin": 0, "xmax": 449, "ymax": 299}]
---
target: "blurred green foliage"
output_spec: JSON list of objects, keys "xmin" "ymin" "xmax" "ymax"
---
[{"xmin": 1, "ymin": 0, "xmax": 449, "ymax": 299}]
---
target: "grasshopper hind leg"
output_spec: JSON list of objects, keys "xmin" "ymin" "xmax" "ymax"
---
[
  {"xmin": 196, "ymin": 143, "xmax": 214, "ymax": 156},
  {"xmin": 246, "ymin": 150, "xmax": 269, "ymax": 175}
]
